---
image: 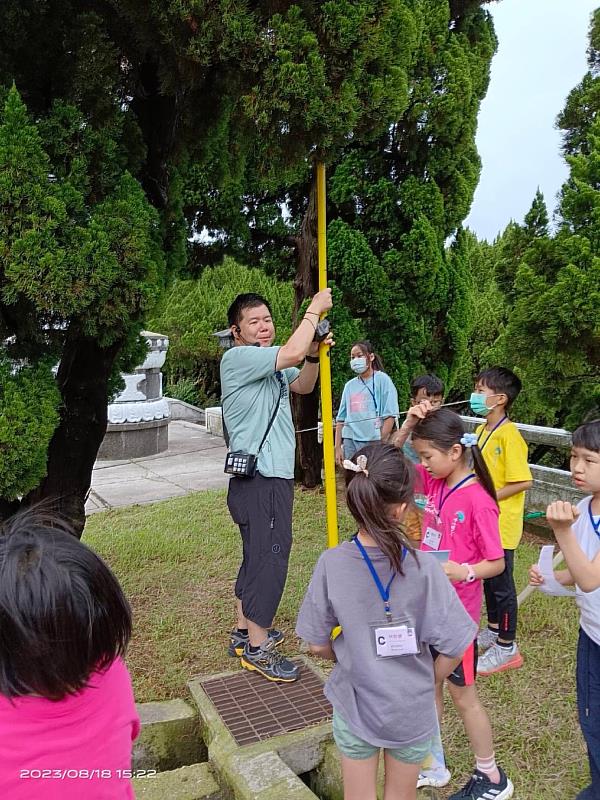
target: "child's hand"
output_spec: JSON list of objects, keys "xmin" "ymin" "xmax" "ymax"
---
[
  {"xmin": 443, "ymin": 560, "xmax": 469, "ymax": 582},
  {"xmin": 546, "ymin": 501, "xmax": 580, "ymax": 535},
  {"xmin": 528, "ymin": 564, "xmax": 544, "ymax": 586},
  {"xmin": 404, "ymin": 399, "xmax": 434, "ymax": 427}
]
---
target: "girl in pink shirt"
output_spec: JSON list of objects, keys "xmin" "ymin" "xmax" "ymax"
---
[
  {"xmin": 396, "ymin": 407, "xmax": 513, "ymax": 800},
  {"xmin": 0, "ymin": 511, "xmax": 140, "ymax": 800}
]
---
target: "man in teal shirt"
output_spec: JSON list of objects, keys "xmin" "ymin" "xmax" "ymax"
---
[{"xmin": 221, "ymin": 289, "xmax": 333, "ymax": 682}]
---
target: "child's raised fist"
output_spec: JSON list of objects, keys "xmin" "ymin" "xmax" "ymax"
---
[{"xmin": 546, "ymin": 500, "xmax": 580, "ymax": 535}]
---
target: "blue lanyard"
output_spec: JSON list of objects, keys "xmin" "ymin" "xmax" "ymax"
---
[
  {"xmin": 354, "ymin": 535, "xmax": 403, "ymax": 620},
  {"xmin": 437, "ymin": 474, "xmax": 476, "ymax": 517},
  {"xmin": 477, "ymin": 416, "xmax": 508, "ymax": 452},
  {"xmin": 359, "ymin": 374, "xmax": 378, "ymax": 415},
  {"xmin": 588, "ymin": 500, "xmax": 600, "ymax": 540}
]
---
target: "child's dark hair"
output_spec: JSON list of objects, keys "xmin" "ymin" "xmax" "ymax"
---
[
  {"xmin": 352, "ymin": 340, "xmax": 384, "ymax": 371},
  {"xmin": 227, "ymin": 293, "xmax": 272, "ymax": 328},
  {"xmin": 412, "ymin": 409, "xmax": 498, "ymax": 504},
  {"xmin": 0, "ymin": 511, "xmax": 132, "ymax": 700},
  {"xmin": 345, "ymin": 443, "xmax": 415, "ymax": 573},
  {"xmin": 476, "ymin": 367, "xmax": 522, "ymax": 410},
  {"xmin": 410, "ymin": 373, "xmax": 444, "ymax": 399},
  {"xmin": 572, "ymin": 419, "xmax": 600, "ymax": 453}
]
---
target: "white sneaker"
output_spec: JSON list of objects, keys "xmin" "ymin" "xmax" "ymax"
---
[
  {"xmin": 477, "ymin": 642, "xmax": 524, "ymax": 676},
  {"xmin": 417, "ymin": 767, "xmax": 451, "ymax": 788},
  {"xmin": 477, "ymin": 626, "xmax": 498, "ymax": 651}
]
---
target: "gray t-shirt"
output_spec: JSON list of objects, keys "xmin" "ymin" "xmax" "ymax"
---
[
  {"xmin": 220, "ymin": 345, "xmax": 299, "ymax": 479},
  {"xmin": 296, "ymin": 540, "xmax": 476, "ymax": 748}
]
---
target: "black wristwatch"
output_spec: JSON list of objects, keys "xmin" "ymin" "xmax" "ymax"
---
[{"xmin": 305, "ymin": 355, "xmax": 320, "ymax": 363}]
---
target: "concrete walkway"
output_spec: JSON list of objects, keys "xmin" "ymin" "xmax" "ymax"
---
[{"xmin": 86, "ymin": 421, "xmax": 229, "ymax": 514}]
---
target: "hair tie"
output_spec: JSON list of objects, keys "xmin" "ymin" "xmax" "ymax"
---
[
  {"xmin": 460, "ymin": 433, "xmax": 478, "ymax": 448},
  {"xmin": 343, "ymin": 454, "xmax": 369, "ymax": 477}
]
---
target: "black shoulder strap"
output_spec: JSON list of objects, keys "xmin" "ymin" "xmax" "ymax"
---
[{"xmin": 256, "ymin": 379, "xmax": 282, "ymax": 456}]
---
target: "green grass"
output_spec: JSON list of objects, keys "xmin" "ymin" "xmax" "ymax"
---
[{"xmin": 84, "ymin": 490, "xmax": 587, "ymax": 799}]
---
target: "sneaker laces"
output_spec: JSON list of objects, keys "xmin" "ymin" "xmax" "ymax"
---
[
  {"xmin": 252, "ymin": 639, "xmax": 287, "ymax": 666},
  {"xmin": 268, "ymin": 649, "xmax": 288, "ymax": 667},
  {"xmin": 459, "ymin": 772, "xmax": 483, "ymax": 797}
]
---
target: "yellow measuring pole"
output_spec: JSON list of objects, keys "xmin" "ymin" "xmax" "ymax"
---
[{"xmin": 316, "ymin": 162, "xmax": 339, "ymax": 548}]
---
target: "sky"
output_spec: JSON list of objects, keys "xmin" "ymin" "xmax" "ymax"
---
[{"xmin": 465, "ymin": 0, "xmax": 598, "ymax": 241}]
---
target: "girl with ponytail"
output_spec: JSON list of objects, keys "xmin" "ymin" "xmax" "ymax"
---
[
  {"xmin": 296, "ymin": 443, "xmax": 475, "ymax": 800},
  {"xmin": 395, "ymin": 406, "xmax": 514, "ymax": 800}
]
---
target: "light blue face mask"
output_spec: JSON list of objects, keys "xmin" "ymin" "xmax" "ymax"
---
[
  {"xmin": 469, "ymin": 392, "xmax": 494, "ymax": 417},
  {"xmin": 350, "ymin": 357, "xmax": 368, "ymax": 374}
]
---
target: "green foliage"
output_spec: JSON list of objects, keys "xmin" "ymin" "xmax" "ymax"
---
[
  {"xmin": 187, "ymin": 1, "xmax": 498, "ymax": 410},
  {"xmin": 0, "ymin": 88, "xmax": 164, "ymax": 344},
  {"xmin": 452, "ymin": 230, "xmax": 507, "ymax": 399},
  {"xmin": 0, "ymin": 360, "xmax": 60, "ymax": 500},
  {"xmin": 322, "ymin": 2, "xmax": 497, "ymax": 407},
  {"xmin": 149, "ymin": 258, "xmax": 294, "ymax": 398},
  {"xmin": 0, "ymin": 86, "xmax": 165, "ymax": 500},
  {"xmin": 472, "ymin": 13, "xmax": 600, "ymax": 428},
  {"xmin": 1, "ymin": 0, "xmax": 427, "ymax": 505},
  {"xmin": 164, "ymin": 378, "xmax": 204, "ymax": 408}
]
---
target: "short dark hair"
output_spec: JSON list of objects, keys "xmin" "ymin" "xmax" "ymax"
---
[
  {"xmin": 345, "ymin": 443, "xmax": 415, "ymax": 574},
  {"xmin": 476, "ymin": 367, "xmax": 522, "ymax": 410},
  {"xmin": 0, "ymin": 511, "xmax": 131, "ymax": 700},
  {"xmin": 410, "ymin": 374, "xmax": 444, "ymax": 399},
  {"xmin": 572, "ymin": 419, "xmax": 600, "ymax": 453},
  {"xmin": 227, "ymin": 293, "xmax": 272, "ymax": 328}
]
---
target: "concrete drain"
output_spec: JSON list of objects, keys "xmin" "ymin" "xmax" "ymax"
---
[{"xmin": 199, "ymin": 660, "xmax": 332, "ymax": 746}]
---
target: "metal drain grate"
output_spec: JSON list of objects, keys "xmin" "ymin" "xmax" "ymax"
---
[{"xmin": 200, "ymin": 660, "xmax": 332, "ymax": 746}]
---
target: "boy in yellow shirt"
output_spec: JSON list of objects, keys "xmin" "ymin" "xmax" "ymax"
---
[{"xmin": 471, "ymin": 367, "xmax": 533, "ymax": 675}]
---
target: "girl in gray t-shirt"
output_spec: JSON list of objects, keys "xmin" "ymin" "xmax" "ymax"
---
[{"xmin": 296, "ymin": 443, "xmax": 476, "ymax": 800}]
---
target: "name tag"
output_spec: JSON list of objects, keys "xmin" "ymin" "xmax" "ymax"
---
[
  {"xmin": 375, "ymin": 625, "xmax": 419, "ymax": 657},
  {"xmin": 374, "ymin": 416, "xmax": 383, "ymax": 430},
  {"xmin": 423, "ymin": 527, "xmax": 442, "ymax": 550}
]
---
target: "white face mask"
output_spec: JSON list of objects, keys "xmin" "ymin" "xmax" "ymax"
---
[{"xmin": 350, "ymin": 357, "xmax": 368, "ymax": 374}]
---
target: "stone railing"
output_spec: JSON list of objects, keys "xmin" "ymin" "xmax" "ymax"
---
[{"xmin": 461, "ymin": 416, "xmax": 584, "ymax": 514}]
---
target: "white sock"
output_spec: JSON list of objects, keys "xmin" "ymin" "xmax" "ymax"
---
[{"xmin": 476, "ymin": 753, "xmax": 500, "ymax": 783}]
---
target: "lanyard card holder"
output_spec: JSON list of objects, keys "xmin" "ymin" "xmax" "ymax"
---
[{"xmin": 369, "ymin": 616, "xmax": 420, "ymax": 659}]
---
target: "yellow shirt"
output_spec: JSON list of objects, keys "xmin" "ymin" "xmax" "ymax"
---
[{"xmin": 475, "ymin": 419, "xmax": 532, "ymax": 549}]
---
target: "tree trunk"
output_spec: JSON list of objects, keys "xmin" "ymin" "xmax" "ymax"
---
[
  {"xmin": 292, "ymin": 171, "xmax": 322, "ymax": 488},
  {"xmin": 22, "ymin": 332, "xmax": 123, "ymax": 537}
]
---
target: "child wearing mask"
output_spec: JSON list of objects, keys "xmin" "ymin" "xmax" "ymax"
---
[
  {"xmin": 335, "ymin": 341, "xmax": 399, "ymax": 465},
  {"xmin": 470, "ymin": 368, "xmax": 533, "ymax": 676}
]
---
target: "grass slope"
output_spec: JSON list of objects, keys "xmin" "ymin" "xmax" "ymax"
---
[{"xmin": 84, "ymin": 489, "xmax": 587, "ymax": 799}]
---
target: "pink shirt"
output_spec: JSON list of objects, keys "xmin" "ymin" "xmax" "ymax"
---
[
  {"xmin": 0, "ymin": 658, "xmax": 140, "ymax": 800},
  {"xmin": 416, "ymin": 466, "xmax": 503, "ymax": 623}
]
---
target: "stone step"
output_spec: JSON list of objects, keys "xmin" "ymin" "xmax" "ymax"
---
[
  {"xmin": 132, "ymin": 763, "xmax": 222, "ymax": 800},
  {"xmin": 133, "ymin": 698, "xmax": 206, "ymax": 773}
]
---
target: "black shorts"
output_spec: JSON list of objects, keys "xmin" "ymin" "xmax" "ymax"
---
[
  {"xmin": 431, "ymin": 639, "xmax": 478, "ymax": 687},
  {"xmin": 227, "ymin": 473, "xmax": 294, "ymax": 629}
]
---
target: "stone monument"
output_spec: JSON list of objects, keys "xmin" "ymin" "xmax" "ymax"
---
[{"xmin": 97, "ymin": 331, "xmax": 170, "ymax": 460}]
